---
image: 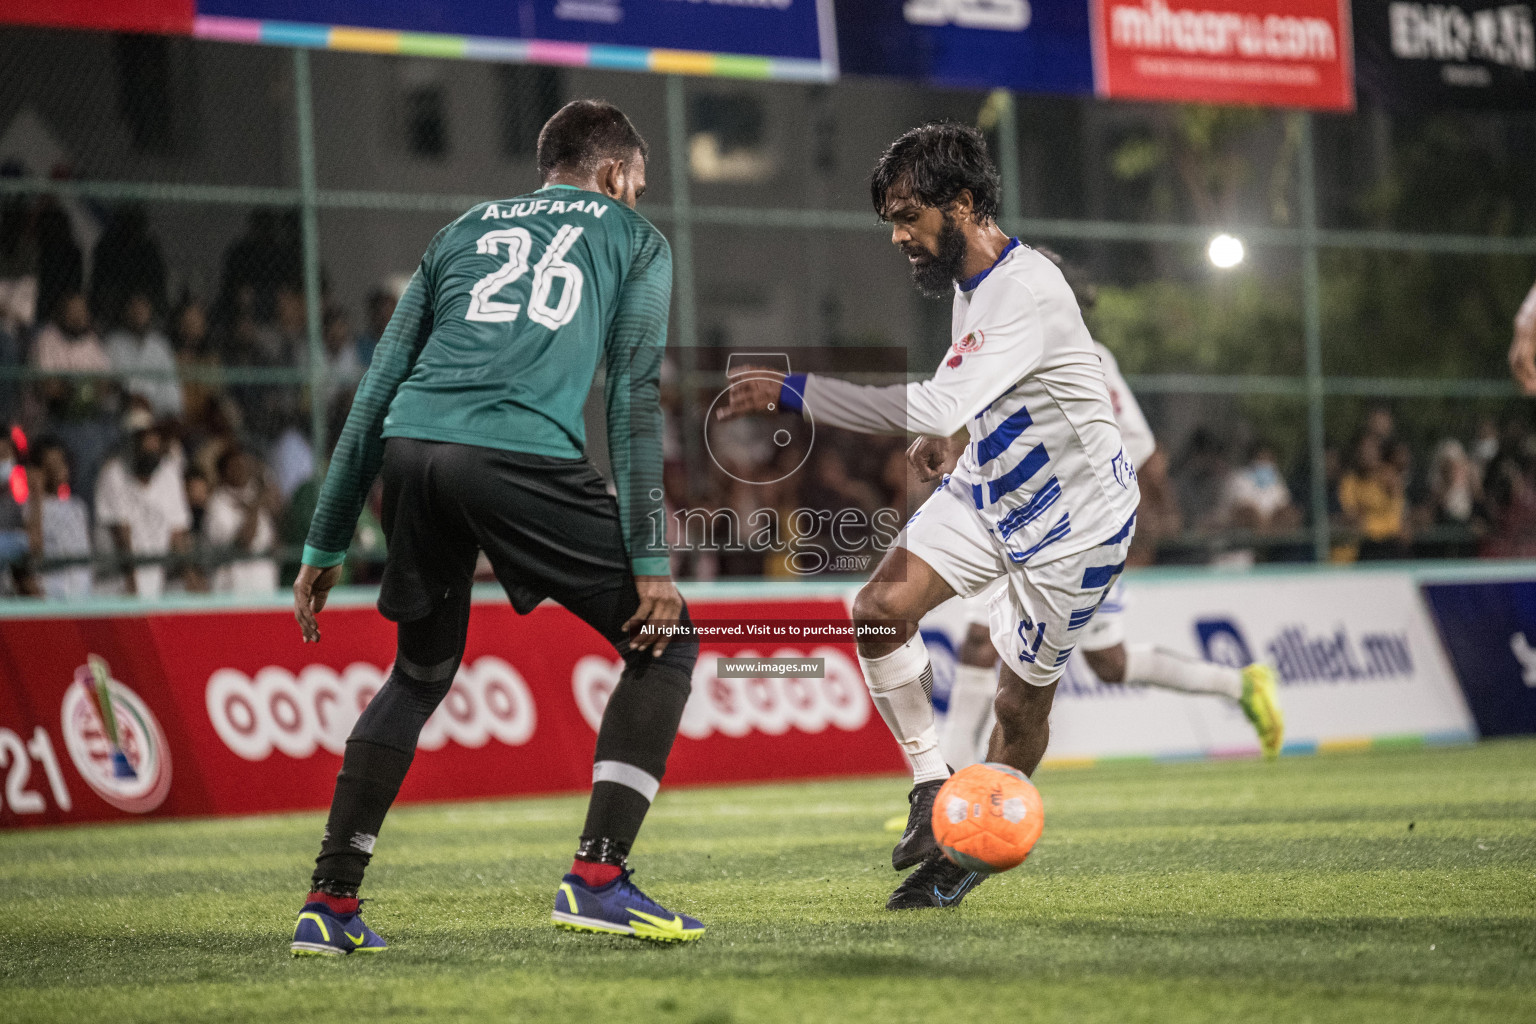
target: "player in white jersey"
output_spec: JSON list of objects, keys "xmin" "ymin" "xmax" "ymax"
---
[
  {"xmin": 936, "ymin": 332, "xmax": 1284, "ymax": 769},
  {"xmin": 719, "ymin": 123, "xmax": 1139, "ymax": 910}
]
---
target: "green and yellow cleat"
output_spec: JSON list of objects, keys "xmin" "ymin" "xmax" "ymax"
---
[{"xmin": 1240, "ymin": 664, "xmax": 1285, "ymax": 760}]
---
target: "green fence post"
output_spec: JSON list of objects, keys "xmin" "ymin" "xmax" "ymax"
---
[
  {"xmin": 293, "ymin": 48, "xmax": 328, "ymax": 463},
  {"xmin": 665, "ymin": 75, "xmax": 702, "ymax": 475},
  {"xmin": 1299, "ymin": 112, "xmax": 1329, "ymax": 562},
  {"xmin": 993, "ymin": 89, "xmax": 1022, "ymax": 232}
]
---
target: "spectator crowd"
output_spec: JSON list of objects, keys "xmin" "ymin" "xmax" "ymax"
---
[
  {"xmin": 0, "ymin": 198, "xmax": 391, "ymax": 600},
  {"xmin": 0, "ymin": 195, "xmax": 1530, "ymax": 599}
]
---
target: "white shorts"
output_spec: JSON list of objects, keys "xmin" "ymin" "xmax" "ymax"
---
[
  {"xmin": 958, "ymin": 576, "xmax": 1125, "ymax": 653},
  {"xmin": 899, "ymin": 484, "xmax": 1134, "ymax": 687}
]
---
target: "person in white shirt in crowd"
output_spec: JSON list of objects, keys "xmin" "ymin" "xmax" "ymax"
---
[
  {"xmin": 1225, "ymin": 443, "xmax": 1296, "ymax": 528},
  {"xmin": 268, "ymin": 419, "xmax": 316, "ymax": 504},
  {"xmin": 104, "ymin": 290, "xmax": 183, "ymax": 420},
  {"xmin": 94, "ymin": 413, "xmax": 192, "ymax": 598},
  {"xmin": 323, "ymin": 307, "xmax": 364, "ymax": 410},
  {"xmin": 204, "ymin": 444, "xmax": 281, "ymax": 594},
  {"xmin": 1218, "ymin": 441, "xmax": 1302, "ymax": 566},
  {"xmin": 31, "ymin": 290, "xmax": 109, "ymax": 374},
  {"xmin": 25, "ymin": 437, "xmax": 92, "ymax": 600},
  {"xmin": 1425, "ymin": 438, "xmax": 1481, "ymax": 529}
]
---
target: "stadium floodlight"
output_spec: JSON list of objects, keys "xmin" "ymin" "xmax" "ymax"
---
[{"xmin": 1207, "ymin": 233, "xmax": 1245, "ymax": 269}]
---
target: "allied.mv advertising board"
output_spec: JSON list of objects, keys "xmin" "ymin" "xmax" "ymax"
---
[{"xmin": 1043, "ymin": 570, "xmax": 1476, "ymax": 760}]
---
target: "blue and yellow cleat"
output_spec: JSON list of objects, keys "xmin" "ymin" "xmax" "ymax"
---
[
  {"xmin": 1240, "ymin": 663, "xmax": 1285, "ymax": 760},
  {"xmin": 290, "ymin": 902, "xmax": 388, "ymax": 957},
  {"xmin": 552, "ymin": 870, "xmax": 705, "ymax": 943}
]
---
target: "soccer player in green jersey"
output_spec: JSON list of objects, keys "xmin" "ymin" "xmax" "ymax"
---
[{"xmin": 288, "ymin": 101, "xmax": 705, "ymax": 954}]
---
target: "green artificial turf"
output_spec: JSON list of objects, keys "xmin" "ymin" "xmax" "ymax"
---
[{"xmin": 2, "ymin": 739, "xmax": 1533, "ymax": 1024}]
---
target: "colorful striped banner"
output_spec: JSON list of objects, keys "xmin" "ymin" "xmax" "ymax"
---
[
  {"xmin": 1038, "ymin": 729, "xmax": 1475, "ymax": 770},
  {"xmin": 191, "ymin": 15, "xmax": 831, "ymax": 81}
]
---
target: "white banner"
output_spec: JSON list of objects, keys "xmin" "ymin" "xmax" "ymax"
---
[
  {"xmin": 1044, "ymin": 570, "xmax": 1477, "ymax": 760},
  {"xmin": 917, "ymin": 570, "xmax": 1477, "ymax": 763}
]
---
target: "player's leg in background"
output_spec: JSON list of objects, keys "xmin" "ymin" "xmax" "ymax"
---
[
  {"xmin": 561, "ymin": 584, "xmax": 699, "ymax": 881},
  {"xmin": 1084, "ymin": 640, "xmax": 1283, "ymax": 759},
  {"xmin": 1093, "ymin": 643, "xmax": 1242, "ymax": 698},
  {"xmin": 1078, "ymin": 579, "xmax": 1242, "ymax": 699},
  {"xmin": 938, "ymin": 591, "xmax": 1002, "ymax": 768},
  {"xmin": 309, "ymin": 584, "xmax": 474, "ymax": 901},
  {"xmin": 1075, "ymin": 575, "xmax": 1285, "ymax": 757}
]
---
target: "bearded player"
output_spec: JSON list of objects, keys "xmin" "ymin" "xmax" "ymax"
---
[
  {"xmin": 289, "ymin": 100, "xmax": 704, "ymax": 953},
  {"xmin": 937, "ymin": 255, "xmax": 1283, "ymax": 768},
  {"xmin": 720, "ymin": 122, "xmax": 1140, "ymax": 909}
]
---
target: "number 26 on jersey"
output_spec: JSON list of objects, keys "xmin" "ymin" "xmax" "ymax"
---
[{"xmin": 466, "ymin": 224, "xmax": 585, "ymax": 330}]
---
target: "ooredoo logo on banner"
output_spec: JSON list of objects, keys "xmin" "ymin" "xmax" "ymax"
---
[
  {"xmin": 1092, "ymin": 0, "xmax": 1356, "ymax": 108},
  {"xmin": 204, "ymin": 657, "xmax": 537, "ymax": 761}
]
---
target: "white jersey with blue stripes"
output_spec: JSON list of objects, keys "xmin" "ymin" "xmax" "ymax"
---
[{"xmin": 795, "ymin": 240, "xmax": 1139, "ymax": 566}]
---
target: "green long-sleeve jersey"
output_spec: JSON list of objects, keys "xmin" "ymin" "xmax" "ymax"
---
[{"xmin": 303, "ymin": 184, "xmax": 673, "ymax": 576}]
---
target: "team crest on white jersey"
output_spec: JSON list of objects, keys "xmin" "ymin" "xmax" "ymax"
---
[{"xmin": 955, "ymin": 330, "xmax": 985, "ymax": 353}]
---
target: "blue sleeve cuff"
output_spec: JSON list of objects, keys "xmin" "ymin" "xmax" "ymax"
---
[
  {"xmin": 779, "ymin": 373, "xmax": 807, "ymax": 414},
  {"xmin": 631, "ymin": 556, "xmax": 672, "ymax": 577},
  {"xmin": 302, "ymin": 544, "xmax": 348, "ymax": 569}
]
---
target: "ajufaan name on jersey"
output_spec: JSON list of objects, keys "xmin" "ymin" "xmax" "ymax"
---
[{"xmin": 481, "ymin": 198, "xmax": 610, "ymax": 220}]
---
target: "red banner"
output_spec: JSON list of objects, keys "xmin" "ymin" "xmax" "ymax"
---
[
  {"xmin": 0, "ymin": 596, "xmax": 903, "ymax": 829},
  {"xmin": 0, "ymin": 1, "xmax": 195, "ymax": 35},
  {"xmin": 1092, "ymin": 0, "xmax": 1355, "ymax": 109}
]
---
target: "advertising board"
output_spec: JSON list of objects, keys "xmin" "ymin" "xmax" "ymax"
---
[
  {"xmin": 0, "ymin": 595, "xmax": 903, "ymax": 829},
  {"xmin": 1091, "ymin": 0, "xmax": 1356, "ymax": 108},
  {"xmin": 1353, "ymin": 0, "xmax": 1535, "ymax": 108},
  {"xmin": 836, "ymin": 0, "xmax": 1096, "ymax": 93},
  {"xmin": 1422, "ymin": 580, "xmax": 1536, "ymax": 736},
  {"xmin": 1044, "ymin": 570, "xmax": 1476, "ymax": 760}
]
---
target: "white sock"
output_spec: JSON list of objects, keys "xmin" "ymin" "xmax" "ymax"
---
[
  {"xmin": 940, "ymin": 664, "xmax": 996, "ymax": 769},
  {"xmin": 859, "ymin": 634, "xmax": 950, "ymax": 784},
  {"xmin": 1123, "ymin": 643, "xmax": 1244, "ymax": 700}
]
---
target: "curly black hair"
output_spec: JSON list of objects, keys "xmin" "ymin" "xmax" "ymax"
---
[
  {"xmin": 870, "ymin": 120, "xmax": 1000, "ymax": 223},
  {"xmin": 537, "ymin": 99, "xmax": 649, "ymax": 179}
]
